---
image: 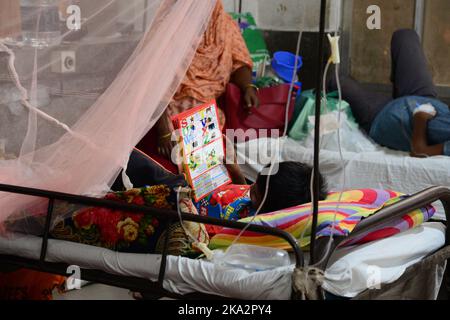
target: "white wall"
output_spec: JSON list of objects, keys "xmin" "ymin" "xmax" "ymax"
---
[{"xmin": 223, "ymin": 0, "xmax": 342, "ymax": 32}]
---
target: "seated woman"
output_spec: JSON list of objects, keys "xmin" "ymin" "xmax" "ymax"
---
[
  {"xmin": 137, "ymin": 0, "xmax": 259, "ymax": 170},
  {"xmin": 329, "ymin": 29, "xmax": 450, "ymax": 157}
]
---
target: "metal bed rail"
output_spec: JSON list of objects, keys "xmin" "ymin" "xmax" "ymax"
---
[
  {"xmin": 312, "ymin": 186, "xmax": 450, "ymax": 270},
  {"xmin": 345, "ymin": 186, "xmax": 450, "ymax": 246},
  {"xmin": 1, "ymin": 184, "xmax": 449, "ymax": 299}
]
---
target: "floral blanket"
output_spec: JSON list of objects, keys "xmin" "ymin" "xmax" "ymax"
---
[{"xmin": 51, "ymin": 186, "xmax": 208, "ymax": 257}]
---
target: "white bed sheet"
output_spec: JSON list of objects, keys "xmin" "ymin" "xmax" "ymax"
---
[
  {"xmin": 0, "ymin": 223, "xmax": 445, "ymax": 300},
  {"xmin": 323, "ymin": 222, "xmax": 446, "ymax": 298},
  {"xmin": 236, "ymin": 137, "xmax": 450, "ymax": 220},
  {"xmin": 0, "ymin": 232, "xmax": 293, "ymax": 300}
]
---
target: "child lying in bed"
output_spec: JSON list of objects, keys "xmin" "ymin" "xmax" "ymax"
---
[
  {"xmin": 197, "ymin": 161, "xmax": 328, "ymax": 236},
  {"xmin": 7, "ymin": 150, "xmax": 326, "ymax": 257},
  {"xmin": 122, "ymin": 149, "xmax": 328, "ymax": 235}
]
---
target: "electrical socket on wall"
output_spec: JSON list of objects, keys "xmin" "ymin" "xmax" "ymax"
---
[{"xmin": 51, "ymin": 50, "xmax": 76, "ymax": 73}]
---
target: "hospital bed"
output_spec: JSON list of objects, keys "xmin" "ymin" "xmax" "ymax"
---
[
  {"xmin": 0, "ymin": 183, "xmax": 449, "ymax": 300},
  {"xmin": 237, "ymin": 137, "xmax": 450, "ymax": 220}
]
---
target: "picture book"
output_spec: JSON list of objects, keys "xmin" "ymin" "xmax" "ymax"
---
[{"xmin": 172, "ymin": 100, "xmax": 231, "ymax": 201}]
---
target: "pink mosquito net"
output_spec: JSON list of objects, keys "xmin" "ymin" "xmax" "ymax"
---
[{"xmin": 0, "ymin": 0, "xmax": 217, "ymax": 227}]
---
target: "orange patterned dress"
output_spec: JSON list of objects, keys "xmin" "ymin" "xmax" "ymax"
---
[{"xmin": 167, "ymin": 0, "xmax": 253, "ymax": 118}]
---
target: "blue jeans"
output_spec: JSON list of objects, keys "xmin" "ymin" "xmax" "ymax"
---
[{"xmin": 369, "ymin": 96, "xmax": 450, "ymax": 155}]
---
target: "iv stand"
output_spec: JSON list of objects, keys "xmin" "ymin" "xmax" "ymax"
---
[
  {"xmin": 309, "ymin": 0, "xmax": 327, "ymax": 265},
  {"xmin": 238, "ymin": 0, "xmax": 243, "ymax": 24}
]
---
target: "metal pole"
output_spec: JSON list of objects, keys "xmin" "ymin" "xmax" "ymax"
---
[
  {"xmin": 39, "ymin": 198, "xmax": 54, "ymax": 264},
  {"xmin": 143, "ymin": 0, "xmax": 149, "ymax": 32},
  {"xmin": 309, "ymin": 0, "xmax": 327, "ymax": 265},
  {"xmin": 238, "ymin": 0, "xmax": 243, "ymax": 24},
  {"xmin": 414, "ymin": 0, "xmax": 425, "ymax": 41}
]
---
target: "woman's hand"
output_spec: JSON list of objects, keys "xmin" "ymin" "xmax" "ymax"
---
[
  {"xmin": 156, "ymin": 114, "xmax": 176, "ymax": 159},
  {"xmin": 230, "ymin": 66, "xmax": 259, "ymax": 114},
  {"xmin": 244, "ymin": 86, "xmax": 260, "ymax": 114}
]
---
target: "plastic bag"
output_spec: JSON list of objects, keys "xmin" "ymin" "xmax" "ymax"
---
[
  {"xmin": 288, "ymin": 90, "xmax": 357, "ymax": 141},
  {"xmin": 303, "ymin": 111, "xmax": 378, "ymax": 153}
]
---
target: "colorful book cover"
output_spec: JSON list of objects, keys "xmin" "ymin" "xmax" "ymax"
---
[{"xmin": 172, "ymin": 100, "xmax": 231, "ymax": 201}]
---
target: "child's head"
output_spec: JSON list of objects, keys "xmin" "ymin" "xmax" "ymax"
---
[{"xmin": 250, "ymin": 162, "xmax": 327, "ymax": 213}]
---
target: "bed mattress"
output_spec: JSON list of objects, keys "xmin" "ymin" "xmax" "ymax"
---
[{"xmin": 0, "ymin": 223, "xmax": 445, "ymax": 300}]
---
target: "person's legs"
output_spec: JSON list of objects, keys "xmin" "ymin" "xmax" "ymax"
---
[
  {"xmin": 390, "ymin": 29, "xmax": 450, "ymax": 157},
  {"xmin": 391, "ymin": 29, "xmax": 438, "ymax": 98},
  {"xmin": 328, "ymin": 73, "xmax": 391, "ymax": 133}
]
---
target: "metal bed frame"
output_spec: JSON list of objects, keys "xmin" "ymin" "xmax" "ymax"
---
[
  {"xmin": 1, "ymin": 0, "xmax": 449, "ymax": 301},
  {"xmin": 0, "ymin": 183, "xmax": 302, "ymax": 300},
  {"xmin": 0, "ymin": 183, "xmax": 449, "ymax": 300}
]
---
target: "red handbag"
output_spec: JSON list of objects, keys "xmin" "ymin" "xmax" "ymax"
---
[{"xmin": 224, "ymin": 83, "xmax": 296, "ymax": 140}]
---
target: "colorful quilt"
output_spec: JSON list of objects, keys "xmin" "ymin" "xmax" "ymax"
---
[{"xmin": 209, "ymin": 189, "xmax": 435, "ymax": 250}]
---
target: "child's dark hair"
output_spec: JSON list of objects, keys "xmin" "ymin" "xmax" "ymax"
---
[{"xmin": 255, "ymin": 162, "xmax": 327, "ymax": 213}]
